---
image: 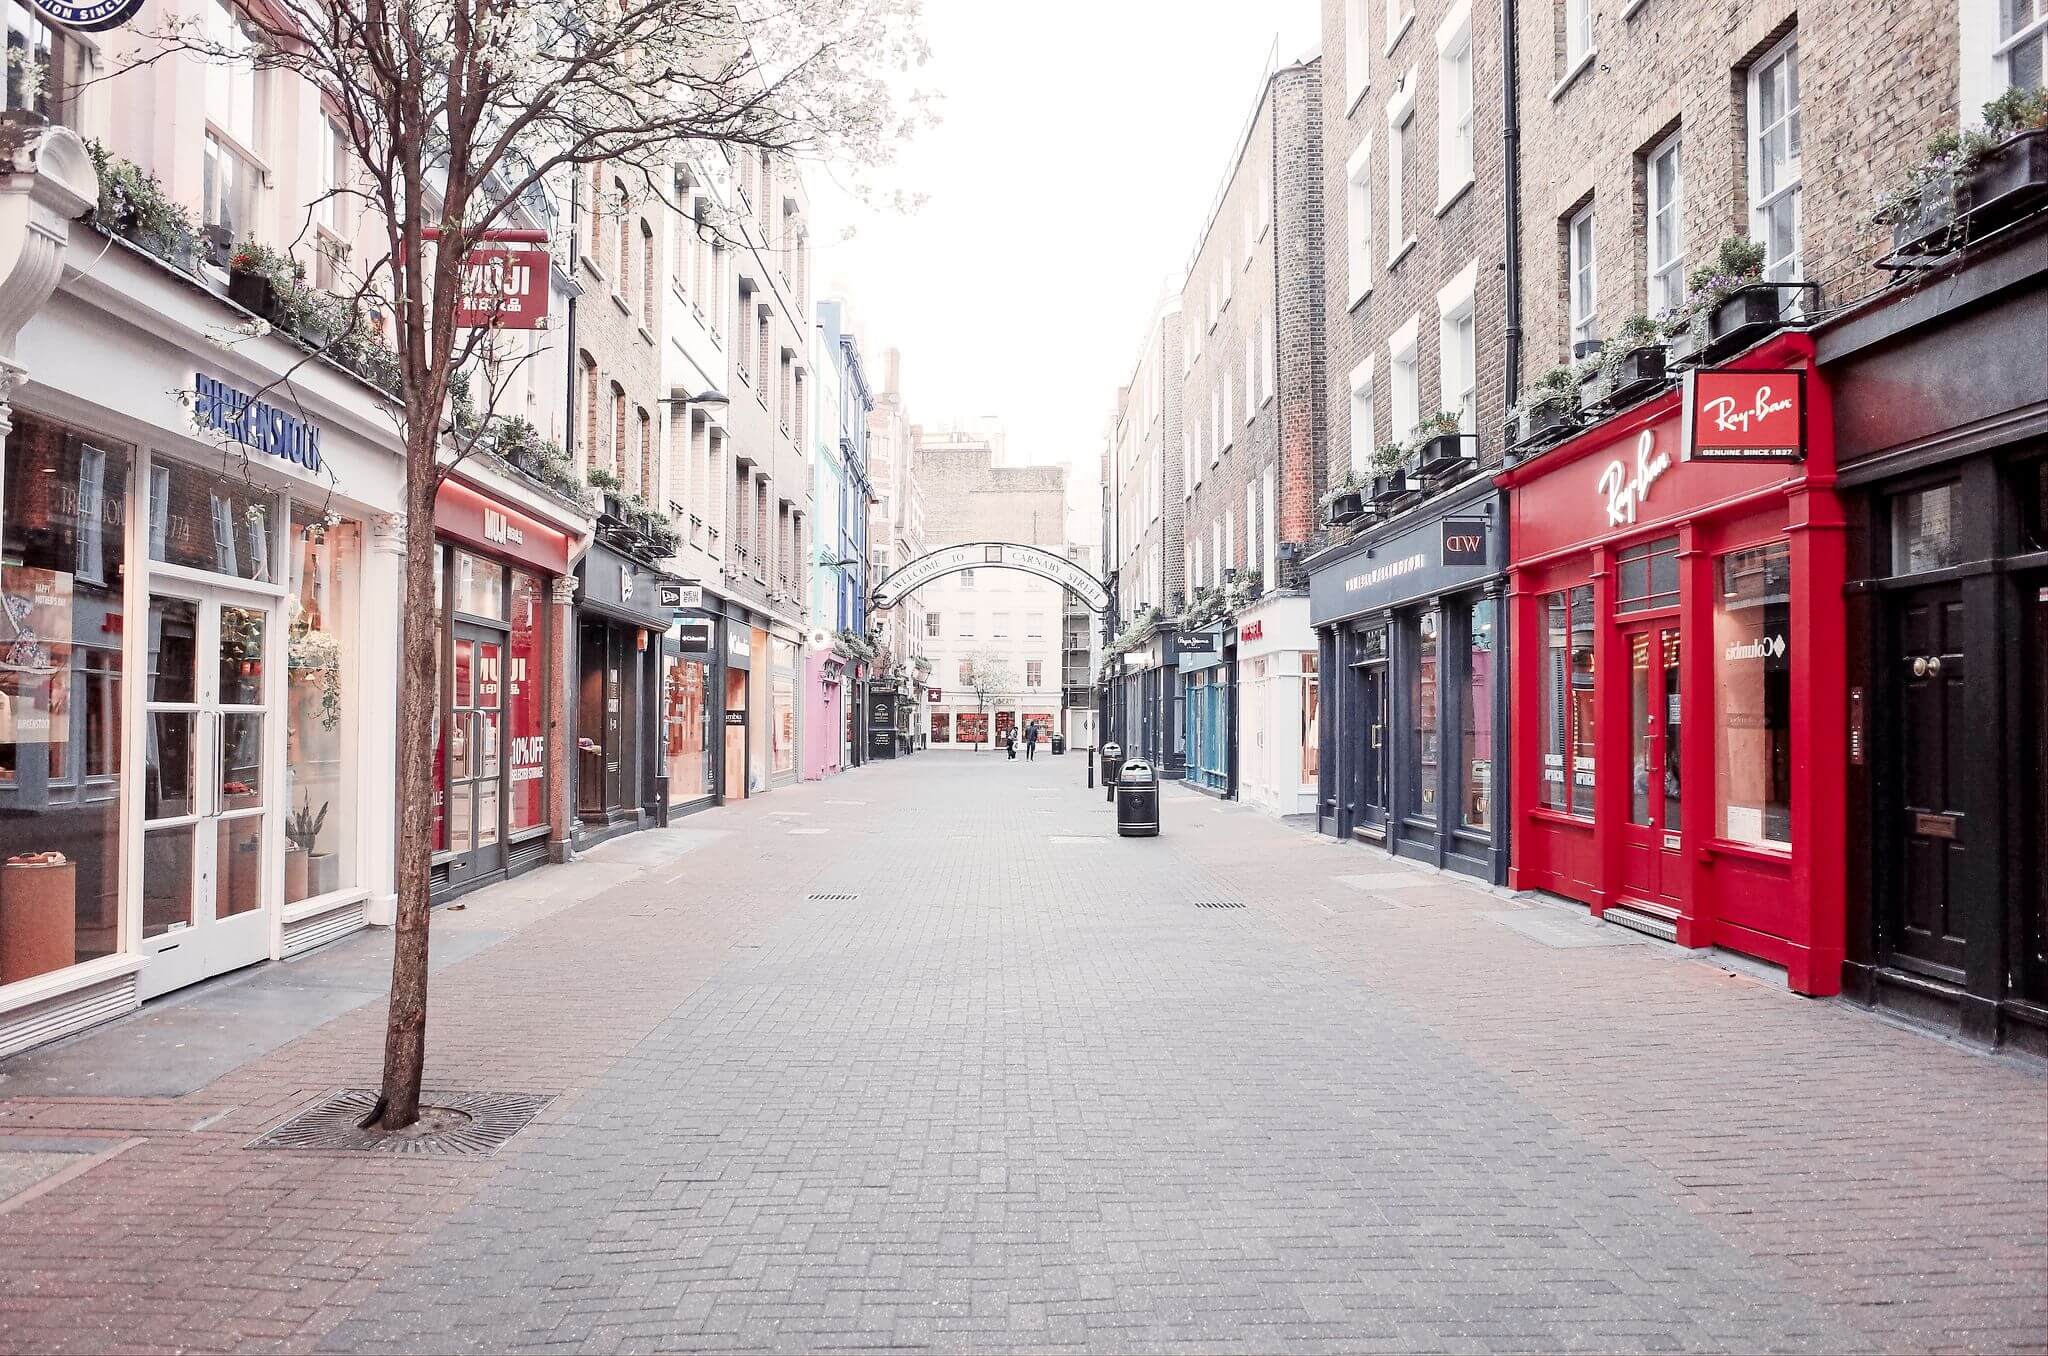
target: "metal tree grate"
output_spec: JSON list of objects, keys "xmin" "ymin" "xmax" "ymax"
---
[
  {"xmin": 806, "ymin": 892, "xmax": 860, "ymax": 902},
  {"xmin": 1193, "ymin": 900, "xmax": 1247, "ymax": 910},
  {"xmin": 247, "ymin": 1089, "xmax": 553, "ymax": 1157}
]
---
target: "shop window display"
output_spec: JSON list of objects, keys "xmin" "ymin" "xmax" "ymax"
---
[
  {"xmin": 1410, "ymin": 610, "xmax": 1439, "ymax": 822},
  {"xmin": 1461, "ymin": 598, "xmax": 1495, "ymax": 831},
  {"xmin": 285, "ymin": 507, "xmax": 356, "ymax": 903},
  {"xmin": 1301, "ymin": 653, "xmax": 1320, "ymax": 781},
  {"xmin": 664, "ymin": 653, "xmax": 712, "ymax": 806},
  {"xmin": 508, "ymin": 570, "xmax": 546, "ymax": 832},
  {"xmin": 1540, "ymin": 586, "xmax": 1597, "ymax": 815},
  {"xmin": 1713, "ymin": 540, "xmax": 1793, "ymax": 846},
  {"xmin": 1, "ymin": 413, "xmax": 130, "ymax": 984},
  {"xmin": 770, "ymin": 637, "xmax": 796, "ymax": 776}
]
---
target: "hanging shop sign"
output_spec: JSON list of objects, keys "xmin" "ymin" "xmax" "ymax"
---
[
  {"xmin": 1682, "ymin": 369, "xmax": 1806, "ymax": 463},
  {"xmin": 451, "ymin": 248, "xmax": 547, "ymax": 330},
  {"xmin": 1440, "ymin": 519, "xmax": 1488, "ymax": 566},
  {"xmin": 658, "ymin": 581, "xmax": 703, "ymax": 610},
  {"xmin": 29, "ymin": 0, "xmax": 145, "ymax": 32},
  {"xmin": 193, "ymin": 374, "xmax": 323, "ymax": 473},
  {"xmin": 673, "ymin": 617, "xmax": 714, "ymax": 655}
]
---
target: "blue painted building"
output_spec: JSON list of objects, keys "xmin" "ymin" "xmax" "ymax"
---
[{"xmin": 808, "ymin": 301, "xmax": 875, "ymax": 771}]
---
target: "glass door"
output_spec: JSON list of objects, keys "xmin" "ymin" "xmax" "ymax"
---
[
  {"xmin": 445, "ymin": 623, "xmax": 506, "ymax": 891},
  {"xmin": 1620, "ymin": 625, "xmax": 1684, "ymax": 908},
  {"xmin": 139, "ymin": 586, "xmax": 276, "ymax": 1000},
  {"xmin": 1353, "ymin": 662, "xmax": 1389, "ymax": 839}
]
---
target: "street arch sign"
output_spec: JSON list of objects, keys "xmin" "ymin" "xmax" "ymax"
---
[{"xmin": 871, "ymin": 542, "xmax": 1108, "ymax": 613}]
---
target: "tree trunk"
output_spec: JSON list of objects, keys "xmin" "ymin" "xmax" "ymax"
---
[{"xmin": 364, "ymin": 433, "xmax": 444, "ymax": 1131}]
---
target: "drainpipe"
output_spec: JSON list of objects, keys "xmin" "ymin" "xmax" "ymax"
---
[{"xmin": 1501, "ymin": 0, "xmax": 1524, "ymax": 434}]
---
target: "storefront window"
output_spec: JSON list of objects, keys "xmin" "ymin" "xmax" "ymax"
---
[
  {"xmin": 1301, "ymin": 653, "xmax": 1320, "ymax": 781},
  {"xmin": 1616, "ymin": 535, "xmax": 1679, "ymax": 613},
  {"xmin": 453, "ymin": 550, "xmax": 506, "ymax": 620},
  {"xmin": 508, "ymin": 570, "xmax": 546, "ymax": 831},
  {"xmin": 1891, "ymin": 483, "xmax": 1962, "ymax": 574},
  {"xmin": 1, "ymin": 413, "xmax": 129, "ymax": 984},
  {"xmin": 148, "ymin": 460, "xmax": 275, "ymax": 582},
  {"xmin": 285, "ymin": 506, "xmax": 357, "ymax": 903},
  {"xmin": 931, "ymin": 711, "xmax": 950, "ymax": 743},
  {"xmin": 664, "ymin": 653, "xmax": 711, "ymax": 805},
  {"xmin": 1461, "ymin": 599, "xmax": 1495, "ymax": 831},
  {"xmin": 1542, "ymin": 586, "xmax": 1597, "ymax": 815},
  {"xmin": 770, "ymin": 638, "xmax": 796, "ymax": 776},
  {"xmin": 1411, "ymin": 610, "xmax": 1439, "ymax": 821},
  {"xmin": 1714, "ymin": 541, "xmax": 1793, "ymax": 846}
]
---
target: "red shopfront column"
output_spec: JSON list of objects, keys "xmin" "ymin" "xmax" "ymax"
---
[{"xmin": 1497, "ymin": 333, "xmax": 1846, "ymax": 993}]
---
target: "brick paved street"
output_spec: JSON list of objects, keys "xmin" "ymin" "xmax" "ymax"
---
[{"xmin": 2, "ymin": 753, "xmax": 2044, "ymax": 1354}]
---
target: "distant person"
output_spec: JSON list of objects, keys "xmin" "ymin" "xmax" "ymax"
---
[
  {"xmin": 1024, "ymin": 724, "xmax": 1039, "ymax": 761},
  {"xmin": 1006, "ymin": 729, "xmax": 1017, "ymax": 760}
]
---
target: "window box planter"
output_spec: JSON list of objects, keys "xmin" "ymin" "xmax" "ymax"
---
[
  {"xmin": 1370, "ymin": 472, "xmax": 1416, "ymax": 507},
  {"xmin": 1703, "ymin": 282, "xmax": 1815, "ymax": 360},
  {"xmin": 1323, "ymin": 490, "xmax": 1365, "ymax": 526},
  {"xmin": 598, "ymin": 491, "xmax": 627, "ymax": 524},
  {"xmin": 1890, "ymin": 181, "xmax": 1958, "ymax": 257},
  {"xmin": 1411, "ymin": 432, "xmax": 1474, "ymax": 477},
  {"xmin": 227, "ymin": 267, "xmax": 278, "ymax": 321},
  {"xmin": 1512, "ymin": 398, "xmax": 1577, "ymax": 451},
  {"xmin": 1576, "ymin": 366, "xmax": 1614, "ymax": 412},
  {"xmin": 1665, "ymin": 321, "xmax": 1706, "ymax": 366},
  {"xmin": 1961, "ymin": 128, "xmax": 2048, "ymax": 235},
  {"xmin": 1608, "ymin": 345, "xmax": 1668, "ymax": 404}
]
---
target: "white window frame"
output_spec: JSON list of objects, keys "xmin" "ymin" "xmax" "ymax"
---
[
  {"xmin": 1646, "ymin": 129, "xmax": 1684, "ymax": 317},
  {"xmin": 1221, "ymin": 370, "xmax": 1235, "ymax": 450},
  {"xmin": 1435, "ymin": 1, "xmax": 1475, "ymax": 210},
  {"xmin": 1345, "ymin": 0, "xmax": 1372, "ymax": 110},
  {"xmin": 1386, "ymin": 76, "xmax": 1417, "ymax": 265},
  {"xmin": 1385, "ymin": 0, "xmax": 1415, "ymax": 54},
  {"xmin": 1245, "ymin": 482, "xmax": 1259, "ymax": 581},
  {"xmin": 1346, "ymin": 137, "xmax": 1374, "ymax": 307},
  {"xmin": 1210, "ymin": 387, "xmax": 1223, "ymax": 461},
  {"xmin": 1244, "ymin": 329, "xmax": 1258, "ymax": 424},
  {"xmin": 1348, "ymin": 357, "xmax": 1376, "ymax": 476},
  {"xmin": 1568, "ymin": 202, "xmax": 1597, "ymax": 354},
  {"xmin": 1259, "ymin": 175, "xmax": 1272, "ymax": 236},
  {"xmin": 1436, "ymin": 258, "xmax": 1480, "ymax": 435},
  {"xmin": 1389, "ymin": 312, "xmax": 1421, "ymax": 443},
  {"xmin": 1224, "ymin": 508, "xmax": 1237, "ymax": 569},
  {"xmin": 1260, "ymin": 312, "xmax": 1276, "ymax": 405},
  {"xmin": 1565, "ymin": 0, "xmax": 1593, "ymax": 71},
  {"xmin": 1746, "ymin": 33, "xmax": 1803, "ymax": 288},
  {"xmin": 1262, "ymin": 464, "xmax": 1278, "ymax": 588},
  {"xmin": 1211, "ymin": 520, "xmax": 1224, "ymax": 580},
  {"xmin": 1967, "ymin": 0, "xmax": 2045, "ymax": 108}
]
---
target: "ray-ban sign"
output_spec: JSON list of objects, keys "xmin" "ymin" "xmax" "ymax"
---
[{"xmin": 1683, "ymin": 369, "xmax": 1806, "ymax": 463}]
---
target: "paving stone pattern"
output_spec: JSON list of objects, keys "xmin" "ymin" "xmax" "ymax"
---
[{"xmin": 1, "ymin": 755, "xmax": 2043, "ymax": 1354}]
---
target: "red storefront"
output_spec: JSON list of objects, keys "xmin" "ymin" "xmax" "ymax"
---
[
  {"xmin": 1499, "ymin": 333, "xmax": 1848, "ymax": 994},
  {"xmin": 431, "ymin": 475, "xmax": 578, "ymax": 901}
]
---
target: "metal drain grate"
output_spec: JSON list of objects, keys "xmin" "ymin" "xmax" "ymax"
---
[
  {"xmin": 1193, "ymin": 900, "xmax": 1247, "ymax": 910},
  {"xmin": 806, "ymin": 892, "xmax": 860, "ymax": 902},
  {"xmin": 247, "ymin": 1089, "xmax": 553, "ymax": 1157}
]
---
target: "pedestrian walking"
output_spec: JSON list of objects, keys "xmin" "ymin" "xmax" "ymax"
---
[
  {"xmin": 1024, "ymin": 724, "xmax": 1038, "ymax": 761},
  {"xmin": 1006, "ymin": 728, "xmax": 1017, "ymax": 760}
]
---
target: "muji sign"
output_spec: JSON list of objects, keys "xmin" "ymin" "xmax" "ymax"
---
[
  {"xmin": 453, "ymin": 248, "xmax": 547, "ymax": 329},
  {"xmin": 1683, "ymin": 369, "xmax": 1805, "ymax": 462}
]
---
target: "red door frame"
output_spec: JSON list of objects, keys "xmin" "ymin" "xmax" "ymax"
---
[{"xmin": 1498, "ymin": 332, "xmax": 1847, "ymax": 994}]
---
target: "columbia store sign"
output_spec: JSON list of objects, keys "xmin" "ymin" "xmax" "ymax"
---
[
  {"xmin": 1683, "ymin": 369, "xmax": 1806, "ymax": 463},
  {"xmin": 1725, "ymin": 634, "xmax": 1789, "ymax": 662}
]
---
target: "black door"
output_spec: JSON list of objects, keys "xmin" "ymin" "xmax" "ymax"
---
[
  {"xmin": 2021, "ymin": 573, "xmax": 2048, "ymax": 1006},
  {"xmin": 1353, "ymin": 662, "xmax": 1389, "ymax": 838},
  {"xmin": 1883, "ymin": 584, "xmax": 1969, "ymax": 978}
]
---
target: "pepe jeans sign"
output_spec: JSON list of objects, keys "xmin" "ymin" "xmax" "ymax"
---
[
  {"xmin": 1683, "ymin": 369, "xmax": 1806, "ymax": 462},
  {"xmin": 28, "ymin": 0, "xmax": 144, "ymax": 31},
  {"xmin": 194, "ymin": 374, "xmax": 323, "ymax": 474},
  {"xmin": 1596, "ymin": 429, "xmax": 1670, "ymax": 528}
]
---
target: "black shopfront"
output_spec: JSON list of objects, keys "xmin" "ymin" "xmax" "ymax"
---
[
  {"xmin": 573, "ymin": 542, "xmax": 678, "ymax": 847},
  {"xmin": 1307, "ymin": 481, "xmax": 1508, "ymax": 883},
  {"xmin": 1822, "ymin": 218, "xmax": 2048, "ymax": 1056}
]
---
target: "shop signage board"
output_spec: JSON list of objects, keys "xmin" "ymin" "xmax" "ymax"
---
[
  {"xmin": 434, "ymin": 479, "xmax": 572, "ymax": 573},
  {"xmin": 726, "ymin": 627, "xmax": 752, "ymax": 666},
  {"xmin": 193, "ymin": 374, "xmax": 323, "ymax": 473},
  {"xmin": 452, "ymin": 248, "xmax": 548, "ymax": 329},
  {"xmin": 577, "ymin": 542, "xmax": 674, "ymax": 628},
  {"xmin": 658, "ymin": 582, "xmax": 703, "ymax": 610},
  {"xmin": 1238, "ymin": 621, "xmax": 1264, "ymax": 642},
  {"xmin": 1308, "ymin": 490, "xmax": 1504, "ymax": 627},
  {"xmin": 1178, "ymin": 631, "xmax": 1218, "ymax": 655},
  {"xmin": 29, "ymin": 0, "xmax": 144, "ymax": 31},
  {"xmin": 1682, "ymin": 369, "xmax": 1806, "ymax": 462},
  {"xmin": 673, "ymin": 618, "xmax": 714, "ymax": 655}
]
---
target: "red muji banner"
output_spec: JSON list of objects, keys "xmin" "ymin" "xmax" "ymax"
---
[
  {"xmin": 1683, "ymin": 368, "xmax": 1805, "ymax": 462},
  {"xmin": 454, "ymin": 248, "xmax": 547, "ymax": 329}
]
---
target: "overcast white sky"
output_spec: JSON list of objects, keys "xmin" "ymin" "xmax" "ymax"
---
[{"xmin": 809, "ymin": 0, "xmax": 1320, "ymax": 542}]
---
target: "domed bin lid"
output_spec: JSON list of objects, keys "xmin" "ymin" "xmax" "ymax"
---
[{"xmin": 1117, "ymin": 761, "xmax": 1155, "ymax": 784}]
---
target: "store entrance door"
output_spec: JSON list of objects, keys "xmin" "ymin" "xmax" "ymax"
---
[
  {"xmin": 444, "ymin": 622, "xmax": 506, "ymax": 893},
  {"xmin": 1619, "ymin": 626, "xmax": 1684, "ymax": 910},
  {"xmin": 722, "ymin": 667, "xmax": 749, "ymax": 800},
  {"xmin": 1352, "ymin": 661, "xmax": 1389, "ymax": 839},
  {"xmin": 1880, "ymin": 583, "xmax": 1969, "ymax": 979},
  {"xmin": 139, "ymin": 586, "xmax": 277, "ymax": 1000}
]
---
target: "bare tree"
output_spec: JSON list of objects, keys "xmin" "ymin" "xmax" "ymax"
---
[
  {"xmin": 122, "ymin": 0, "xmax": 925, "ymax": 1130},
  {"xmin": 962, "ymin": 650, "xmax": 1013, "ymax": 753}
]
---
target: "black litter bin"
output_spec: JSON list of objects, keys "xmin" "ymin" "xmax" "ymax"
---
[
  {"xmin": 1116, "ymin": 760, "xmax": 1159, "ymax": 837},
  {"xmin": 1100, "ymin": 742, "xmax": 1124, "ymax": 803},
  {"xmin": 1051, "ymin": 734, "xmax": 1066, "ymax": 756}
]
